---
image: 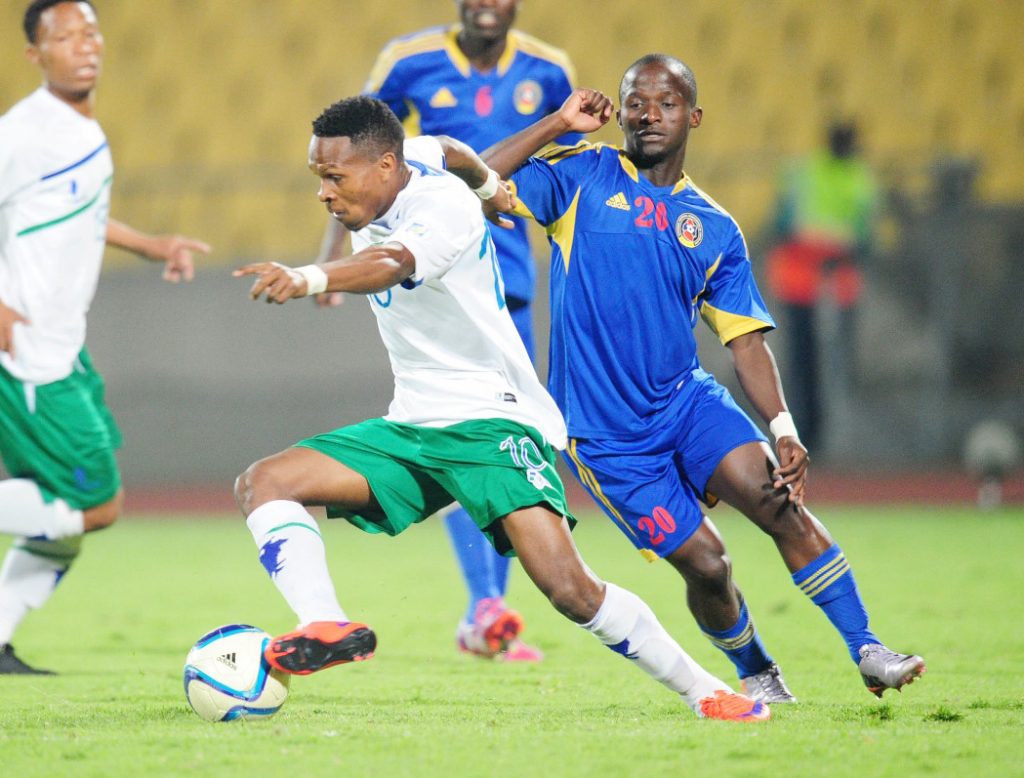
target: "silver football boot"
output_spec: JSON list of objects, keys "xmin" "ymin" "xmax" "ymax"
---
[
  {"xmin": 858, "ymin": 644, "xmax": 926, "ymax": 697},
  {"xmin": 740, "ymin": 663, "xmax": 798, "ymax": 703}
]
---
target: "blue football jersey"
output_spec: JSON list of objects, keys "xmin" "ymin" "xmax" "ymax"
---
[
  {"xmin": 509, "ymin": 142, "xmax": 776, "ymax": 439},
  {"xmin": 364, "ymin": 25, "xmax": 580, "ymax": 303}
]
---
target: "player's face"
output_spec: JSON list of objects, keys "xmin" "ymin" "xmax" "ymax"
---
[
  {"xmin": 26, "ymin": 2, "xmax": 103, "ymax": 100},
  {"xmin": 309, "ymin": 136, "xmax": 400, "ymax": 231},
  {"xmin": 617, "ymin": 63, "xmax": 702, "ymax": 167},
  {"xmin": 456, "ymin": 0, "xmax": 519, "ymax": 43}
]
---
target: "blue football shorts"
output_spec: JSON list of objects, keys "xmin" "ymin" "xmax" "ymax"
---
[{"xmin": 562, "ymin": 374, "xmax": 767, "ymax": 561}]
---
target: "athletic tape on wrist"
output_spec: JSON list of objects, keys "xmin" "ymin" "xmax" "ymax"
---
[
  {"xmin": 473, "ymin": 168, "xmax": 501, "ymax": 200},
  {"xmin": 293, "ymin": 264, "xmax": 328, "ymax": 296},
  {"xmin": 769, "ymin": 411, "xmax": 800, "ymax": 442}
]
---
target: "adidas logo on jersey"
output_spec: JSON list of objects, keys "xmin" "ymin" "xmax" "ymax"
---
[
  {"xmin": 605, "ymin": 192, "xmax": 630, "ymax": 210},
  {"xmin": 429, "ymin": 87, "xmax": 458, "ymax": 108}
]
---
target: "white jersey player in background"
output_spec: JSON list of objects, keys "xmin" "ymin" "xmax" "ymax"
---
[
  {"xmin": 231, "ymin": 94, "xmax": 769, "ymax": 721},
  {"xmin": 0, "ymin": 0, "xmax": 209, "ymax": 674}
]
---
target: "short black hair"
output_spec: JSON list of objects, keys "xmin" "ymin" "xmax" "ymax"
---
[
  {"xmin": 620, "ymin": 54, "xmax": 698, "ymax": 106},
  {"xmin": 827, "ymin": 121, "xmax": 858, "ymax": 158},
  {"xmin": 312, "ymin": 96, "xmax": 404, "ymax": 160},
  {"xmin": 24, "ymin": 0, "xmax": 95, "ymax": 44}
]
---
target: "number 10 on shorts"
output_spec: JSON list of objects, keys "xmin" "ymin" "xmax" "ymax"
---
[{"xmin": 500, "ymin": 435, "xmax": 553, "ymax": 491}]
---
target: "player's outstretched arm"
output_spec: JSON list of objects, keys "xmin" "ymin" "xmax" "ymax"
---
[
  {"xmin": 234, "ymin": 241, "xmax": 415, "ymax": 304},
  {"xmin": 432, "ymin": 135, "xmax": 516, "ymax": 230},
  {"xmin": 726, "ymin": 331, "xmax": 809, "ymax": 505},
  {"xmin": 311, "ymin": 219, "xmax": 350, "ymax": 307},
  {"xmin": 483, "ymin": 88, "xmax": 613, "ymax": 178},
  {"xmin": 106, "ymin": 219, "xmax": 210, "ymax": 282},
  {"xmin": 0, "ymin": 299, "xmax": 29, "ymax": 359}
]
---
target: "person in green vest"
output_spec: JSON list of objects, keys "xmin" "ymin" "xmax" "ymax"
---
[{"xmin": 766, "ymin": 121, "xmax": 878, "ymax": 452}]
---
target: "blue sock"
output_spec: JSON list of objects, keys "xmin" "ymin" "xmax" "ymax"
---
[
  {"xmin": 700, "ymin": 601, "xmax": 774, "ymax": 679},
  {"xmin": 494, "ymin": 546, "xmax": 511, "ymax": 595},
  {"xmin": 445, "ymin": 507, "xmax": 507, "ymax": 622},
  {"xmin": 793, "ymin": 544, "xmax": 879, "ymax": 663}
]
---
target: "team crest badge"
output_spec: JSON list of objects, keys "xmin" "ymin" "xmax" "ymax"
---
[
  {"xmin": 514, "ymin": 80, "xmax": 543, "ymax": 115},
  {"xmin": 675, "ymin": 213, "xmax": 703, "ymax": 248}
]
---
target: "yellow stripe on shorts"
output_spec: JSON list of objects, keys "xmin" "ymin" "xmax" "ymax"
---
[{"xmin": 567, "ymin": 439, "xmax": 642, "ymax": 547}]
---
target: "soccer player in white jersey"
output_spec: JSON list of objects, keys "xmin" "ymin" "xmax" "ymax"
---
[
  {"xmin": 231, "ymin": 95, "xmax": 769, "ymax": 721},
  {"xmin": 0, "ymin": 0, "xmax": 210, "ymax": 674},
  {"xmin": 349, "ymin": 0, "xmax": 580, "ymax": 662}
]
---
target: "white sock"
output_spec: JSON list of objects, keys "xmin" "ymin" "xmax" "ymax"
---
[
  {"xmin": 246, "ymin": 500, "xmax": 348, "ymax": 626},
  {"xmin": 0, "ymin": 479, "xmax": 84, "ymax": 539},
  {"xmin": 581, "ymin": 582, "xmax": 730, "ymax": 712},
  {"xmin": 0, "ymin": 536, "xmax": 80, "ymax": 645}
]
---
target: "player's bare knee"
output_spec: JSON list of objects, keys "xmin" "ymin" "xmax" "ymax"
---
[
  {"xmin": 673, "ymin": 547, "xmax": 732, "ymax": 597},
  {"xmin": 233, "ymin": 468, "xmax": 252, "ymax": 513},
  {"xmin": 234, "ymin": 464, "xmax": 266, "ymax": 515},
  {"xmin": 235, "ymin": 458, "xmax": 304, "ymax": 516},
  {"xmin": 753, "ymin": 493, "xmax": 815, "ymax": 542},
  {"xmin": 82, "ymin": 489, "xmax": 124, "ymax": 532},
  {"xmin": 546, "ymin": 576, "xmax": 604, "ymax": 624},
  {"xmin": 742, "ymin": 483, "xmax": 797, "ymax": 534}
]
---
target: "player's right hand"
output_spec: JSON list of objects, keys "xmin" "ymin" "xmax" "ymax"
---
[
  {"xmin": 482, "ymin": 180, "xmax": 518, "ymax": 230},
  {"xmin": 233, "ymin": 262, "xmax": 307, "ymax": 304},
  {"xmin": 0, "ymin": 300, "xmax": 29, "ymax": 358},
  {"xmin": 558, "ymin": 88, "xmax": 614, "ymax": 134},
  {"xmin": 773, "ymin": 437, "xmax": 809, "ymax": 506}
]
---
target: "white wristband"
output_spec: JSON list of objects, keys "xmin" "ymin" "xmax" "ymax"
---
[
  {"xmin": 473, "ymin": 168, "xmax": 501, "ymax": 200},
  {"xmin": 293, "ymin": 264, "xmax": 328, "ymax": 296},
  {"xmin": 769, "ymin": 411, "xmax": 800, "ymax": 442}
]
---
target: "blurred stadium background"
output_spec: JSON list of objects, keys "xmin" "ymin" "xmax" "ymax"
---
[{"xmin": 1, "ymin": 0, "xmax": 1021, "ymax": 503}]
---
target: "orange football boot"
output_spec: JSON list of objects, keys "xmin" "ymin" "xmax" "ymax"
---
[
  {"xmin": 264, "ymin": 621, "xmax": 376, "ymax": 675},
  {"xmin": 698, "ymin": 690, "xmax": 772, "ymax": 722}
]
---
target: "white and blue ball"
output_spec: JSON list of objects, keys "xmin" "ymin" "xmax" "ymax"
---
[{"xmin": 183, "ymin": 624, "xmax": 290, "ymax": 722}]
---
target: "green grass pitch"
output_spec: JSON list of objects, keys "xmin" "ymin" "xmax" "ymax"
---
[{"xmin": 1, "ymin": 505, "xmax": 1022, "ymax": 777}]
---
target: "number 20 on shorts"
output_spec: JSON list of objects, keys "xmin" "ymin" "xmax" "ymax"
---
[{"xmin": 638, "ymin": 506, "xmax": 677, "ymax": 546}]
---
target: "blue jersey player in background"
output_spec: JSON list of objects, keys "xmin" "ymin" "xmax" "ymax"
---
[
  {"xmin": 314, "ymin": 0, "xmax": 580, "ymax": 662},
  {"xmin": 482, "ymin": 55, "xmax": 926, "ymax": 701}
]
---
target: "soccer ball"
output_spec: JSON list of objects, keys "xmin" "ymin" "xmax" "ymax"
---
[{"xmin": 183, "ymin": 624, "xmax": 290, "ymax": 722}]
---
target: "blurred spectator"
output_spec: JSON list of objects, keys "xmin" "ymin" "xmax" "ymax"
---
[{"xmin": 766, "ymin": 121, "xmax": 878, "ymax": 452}]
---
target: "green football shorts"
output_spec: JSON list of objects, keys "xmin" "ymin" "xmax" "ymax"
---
[
  {"xmin": 295, "ymin": 417, "xmax": 576, "ymax": 556},
  {"xmin": 0, "ymin": 348, "xmax": 122, "ymax": 510}
]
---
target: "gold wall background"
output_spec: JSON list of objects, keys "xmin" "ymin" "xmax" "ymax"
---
[{"xmin": 2, "ymin": 0, "xmax": 1022, "ymax": 264}]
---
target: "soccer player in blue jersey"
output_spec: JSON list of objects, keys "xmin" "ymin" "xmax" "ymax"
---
[
  {"xmin": 315, "ymin": 0, "xmax": 580, "ymax": 662},
  {"xmin": 482, "ymin": 55, "xmax": 926, "ymax": 701}
]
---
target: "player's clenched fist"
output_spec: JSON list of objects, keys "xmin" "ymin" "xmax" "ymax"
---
[
  {"xmin": 558, "ymin": 88, "xmax": 614, "ymax": 134},
  {"xmin": 234, "ymin": 262, "xmax": 308, "ymax": 304}
]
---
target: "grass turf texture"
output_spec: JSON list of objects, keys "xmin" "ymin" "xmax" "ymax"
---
[{"xmin": 1, "ymin": 506, "xmax": 1022, "ymax": 777}]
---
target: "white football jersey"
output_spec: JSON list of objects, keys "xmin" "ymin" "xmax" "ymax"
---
[
  {"xmin": 0, "ymin": 87, "xmax": 113, "ymax": 384},
  {"xmin": 348, "ymin": 137, "xmax": 567, "ymax": 449}
]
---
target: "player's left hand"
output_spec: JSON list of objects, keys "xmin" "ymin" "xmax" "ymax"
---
[
  {"xmin": 773, "ymin": 437, "xmax": 809, "ymax": 506},
  {"xmin": 482, "ymin": 180, "xmax": 517, "ymax": 229},
  {"xmin": 233, "ymin": 262, "xmax": 308, "ymax": 304},
  {"xmin": 146, "ymin": 234, "xmax": 210, "ymax": 282}
]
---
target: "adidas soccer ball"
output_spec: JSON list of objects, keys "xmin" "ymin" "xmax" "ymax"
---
[{"xmin": 183, "ymin": 624, "xmax": 290, "ymax": 722}]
